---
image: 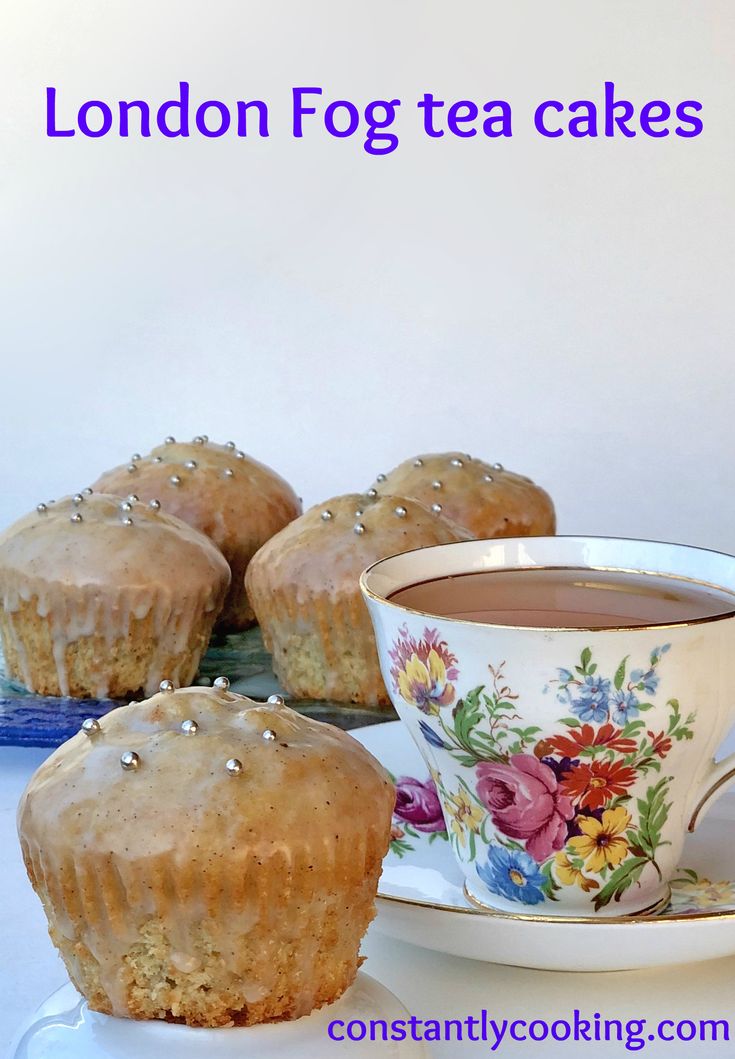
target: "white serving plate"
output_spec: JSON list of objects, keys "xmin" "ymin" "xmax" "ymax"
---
[
  {"xmin": 9, "ymin": 973, "xmax": 428, "ymax": 1059},
  {"xmin": 354, "ymin": 721, "xmax": 735, "ymax": 972}
]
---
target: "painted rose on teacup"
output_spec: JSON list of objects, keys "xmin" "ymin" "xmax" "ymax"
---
[
  {"xmin": 475, "ymin": 755, "xmax": 574, "ymax": 862},
  {"xmin": 393, "ymin": 776, "xmax": 446, "ymax": 833}
]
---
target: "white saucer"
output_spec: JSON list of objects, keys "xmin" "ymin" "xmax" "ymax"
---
[
  {"xmin": 353, "ymin": 721, "xmax": 735, "ymax": 972},
  {"xmin": 10, "ymin": 974, "xmax": 428, "ymax": 1058}
]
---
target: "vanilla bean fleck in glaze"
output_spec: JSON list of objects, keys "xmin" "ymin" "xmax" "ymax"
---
[
  {"xmin": 93, "ymin": 438, "xmax": 302, "ymax": 631},
  {"xmin": 0, "ymin": 494, "xmax": 230, "ymax": 698},
  {"xmin": 18, "ymin": 685, "xmax": 394, "ymax": 1027}
]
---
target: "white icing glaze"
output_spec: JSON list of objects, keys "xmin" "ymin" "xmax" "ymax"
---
[
  {"xmin": 370, "ymin": 452, "xmax": 556, "ymax": 538},
  {"xmin": 0, "ymin": 494, "xmax": 230, "ymax": 696}
]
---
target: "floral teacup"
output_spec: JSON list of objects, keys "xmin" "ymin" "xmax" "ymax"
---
[{"xmin": 361, "ymin": 537, "xmax": 735, "ymax": 918}]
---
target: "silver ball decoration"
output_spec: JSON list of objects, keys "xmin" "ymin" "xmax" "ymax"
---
[
  {"xmin": 394, "ymin": 505, "xmax": 407, "ymax": 518},
  {"xmin": 126, "ymin": 464, "xmax": 138, "ymax": 474},
  {"xmin": 432, "ymin": 480, "xmax": 442, "ymax": 490},
  {"xmin": 169, "ymin": 475, "xmax": 181, "ymax": 486},
  {"xmin": 36, "ymin": 503, "xmax": 47, "ymax": 514},
  {"xmin": 127, "ymin": 494, "xmax": 139, "ymax": 503},
  {"xmin": 353, "ymin": 523, "xmax": 366, "ymax": 535},
  {"xmin": 159, "ymin": 679, "xmax": 175, "ymax": 693},
  {"xmin": 214, "ymin": 675, "xmax": 231, "ymax": 691},
  {"xmin": 493, "ymin": 462, "xmax": 504, "ymax": 471},
  {"xmin": 72, "ymin": 493, "xmax": 84, "ymax": 505},
  {"xmin": 120, "ymin": 501, "xmax": 133, "ymax": 512},
  {"xmin": 321, "ymin": 510, "xmax": 333, "ymax": 522},
  {"xmin": 450, "ymin": 458, "xmax": 464, "ymax": 468},
  {"xmin": 484, "ymin": 474, "xmax": 494, "ymax": 483},
  {"xmin": 120, "ymin": 750, "xmax": 140, "ymax": 771},
  {"xmin": 152, "ymin": 456, "xmax": 163, "ymax": 463},
  {"xmin": 192, "ymin": 435, "xmax": 205, "ymax": 445},
  {"xmin": 376, "ymin": 473, "xmax": 386, "ymax": 483},
  {"xmin": 354, "ymin": 508, "xmax": 364, "ymax": 517},
  {"xmin": 185, "ymin": 460, "xmax": 197, "ymax": 470},
  {"xmin": 82, "ymin": 487, "xmax": 94, "ymax": 496},
  {"xmin": 413, "ymin": 458, "xmax": 424, "ymax": 467},
  {"xmin": 81, "ymin": 718, "xmax": 100, "ymax": 736},
  {"xmin": 70, "ymin": 512, "xmax": 83, "ymax": 524},
  {"xmin": 267, "ymin": 694, "xmax": 285, "ymax": 707},
  {"xmin": 148, "ymin": 499, "xmax": 161, "ymax": 511},
  {"xmin": 262, "ymin": 728, "xmax": 277, "ymax": 742},
  {"xmin": 236, "ymin": 450, "xmax": 245, "ymax": 460},
  {"xmin": 131, "ymin": 453, "xmax": 142, "ymax": 462},
  {"xmin": 222, "ymin": 468, "xmax": 234, "ymax": 478},
  {"xmin": 431, "ymin": 503, "xmax": 443, "ymax": 514},
  {"xmin": 181, "ymin": 719, "xmax": 199, "ymax": 736},
  {"xmin": 121, "ymin": 517, "xmax": 134, "ymax": 527},
  {"xmin": 226, "ymin": 758, "xmax": 243, "ymax": 776},
  {"xmin": 225, "ymin": 441, "xmax": 236, "ymax": 451},
  {"xmin": 164, "ymin": 436, "xmax": 175, "ymax": 445},
  {"xmin": 366, "ymin": 488, "xmax": 378, "ymax": 499}
]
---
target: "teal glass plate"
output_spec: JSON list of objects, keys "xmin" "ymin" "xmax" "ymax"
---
[{"xmin": 0, "ymin": 627, "xmax": 394, "ymax": 746}]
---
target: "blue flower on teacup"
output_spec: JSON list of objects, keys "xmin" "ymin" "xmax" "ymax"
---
[
  {"xmin": 418, "ymin": 719, "xmax": 449, "ymax": 750},
  {"xmin": 630, "ymin": 644, "xmax": 670, "ymax": 694},
  {"xmin": 630, "ymin": 668, "xmax": 659, "ymax": 695},
  {"xmin": 610, "ymin": 688, "xmax": 640, "ymax": 726},
  {"xmin": 570, "ymin": 675, "xmax": 611, "ymax": 723},
  {"xmin": 477, "ymin": 846, "xmax": 546, "ymax": 906}
]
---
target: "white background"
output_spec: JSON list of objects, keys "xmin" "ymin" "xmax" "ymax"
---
[{"xmin": 1, "ymin": 1, "xmax": 733, "ymax": 543}]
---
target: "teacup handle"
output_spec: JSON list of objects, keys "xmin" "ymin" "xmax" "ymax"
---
[{"xmin": 688, "ymin": 755, "xmax": 735, "ymax": 832}]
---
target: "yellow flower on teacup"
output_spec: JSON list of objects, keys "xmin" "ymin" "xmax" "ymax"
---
[
  {"xmin": 568, "ymin": 807, "xmax": 631, "ymax": 874},
  {"xmin": 445, "ymin": 789, "xmax": 484, "ymax": 846},
  {"xmin": 554, "ymin": 852, "xmax": 600, "ymax": 892}
]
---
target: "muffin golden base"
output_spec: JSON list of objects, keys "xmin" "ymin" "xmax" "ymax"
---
[
  {"xmin": 258, "ymin": 589, "xmax": 391, "ymax": 706},
  {"xmin": 23, "ymin": 791, "xmax": 388, "ymax": 1027},
  {"xmin": 0, "ymin": 598, "xmax": 217, "ymax": 699}
]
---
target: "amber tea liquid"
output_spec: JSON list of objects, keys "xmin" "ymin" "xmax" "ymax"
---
[{"xmin": 388, "ymin": 567, "xmax": 735, "ymax": 629}]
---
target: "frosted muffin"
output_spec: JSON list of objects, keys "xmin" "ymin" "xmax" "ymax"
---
[
  {"xmin": 93, "ymin": 437, "xmax": 301, "ymax": 631},
  {"xmin": 0, "ymin": 493, "xmax": 230, "ymax": 698},
  {"xmin": 369, "ymin": 452, "xmax": 556, "ymax": 538},
  {"xmin": 18, "ymin": 682, "xmax": 394, "ymax": 1027},
  {"xmin": 246, "ymin": 493, "xmax": 471, "ymax": 706}
]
